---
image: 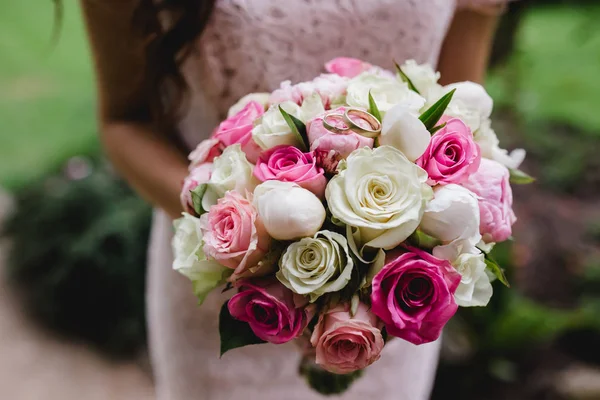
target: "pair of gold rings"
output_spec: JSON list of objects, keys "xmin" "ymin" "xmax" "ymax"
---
[{"xmin": 321, "ymin": 108, "xmax": 382, "ymax": 139}]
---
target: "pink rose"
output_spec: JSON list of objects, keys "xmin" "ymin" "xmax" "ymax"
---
[
  {"xmin": 306, "ymin": 107, "xmax": 374, "ymax": 160},
  {"xmin": 228, "ymin": 278, "xmax": 310, "ymax": 344},
  {"xmin": 371, "ymin": 248, "xmax": 461, "ymax": 345},
  {"xmin": 180, "ymin": 163, "xmax": 212, "ymax": 215},
  {"xmin": 253, "ymin": 146, "xmax": 327, "ymax": 198},
  {"xmin": 200, "ymin": 191, "xmax": 271, "ymax": 280},
  {"xmin": 212, "ymin": 100, "xmax": 264, "ymax": 163},
  {"xmin": 188, "ymin": 138, "xmax": 223, "ymax": 170},
  {"xmin": 416, "ymin": 118, "xmax": 481, "ymax": 185},
  {"xmin": 461, "ymin": 158, "xmax": 516, "ymax": 243},
  {"xmin": 269, "ymin": 74, "xmax": 348, "ymax": 109},
  {"xmin": 310, "ymin": 303, "xmax": 384, "ymax": 374},
  {"xmin": 324, "ymin": 57, "xmax": 373, "ymax": 78}
]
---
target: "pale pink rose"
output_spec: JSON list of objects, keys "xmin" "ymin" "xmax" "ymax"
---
[
  {"xmin": 188, "ymin": 139, "xmax": 223, "ymax": 170},
  {"xmin": 417, "ymin": 118, "xmax": 481, "ymax": 185},
  {"xmin": 269, "ymin": 74, "xmax": 348, "ymax": 109},
  {"xmin": 228, "ymin": 278, "xmax": 310, "ymax": 344},
  {"xmin": 306, "ymin": 107, "xmax": 374, "ymax": 160},
  {"xmin": 180, "ymin": 163, "xmax": 213, "ymax": 215},
  {"xmin": 371, "ymin": 247, "xmax": 461, "ymax": 345},
  {"xmin": 461, "ymin": 158, "xmax": 516, "ymax": 243},
  {"xmin": 253, "ymin": 145, "xmax": 327, "ymax": 198},
  {"xmin": 324, "ymin": 57, "xmax": 373, "ymax": 78},
  {"xmin": 310, "ymin": 303, "xmax": 384, "ymax": 374},
  {"xmin": 200, "ymin": 192, "xmax": 271, "ymax": 280},
  {"xmin": 212, "ymin": 101, "xmax": 264, "ymax": 163}
]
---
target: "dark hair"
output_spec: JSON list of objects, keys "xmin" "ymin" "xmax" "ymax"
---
[{"xmin": 134, "ymin": 0, "xmax": 217, "ymax": 129}]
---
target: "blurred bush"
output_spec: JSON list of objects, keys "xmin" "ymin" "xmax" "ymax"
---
[{"xmin": 2, "ymin": 157, "xmax": 151, "ymax": 359}]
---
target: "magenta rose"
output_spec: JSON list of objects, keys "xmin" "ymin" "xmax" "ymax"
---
[
  {"xmin": 462, "ymin": 158, "xmax": 516, "ymax": 243},
  {"xmin": 212, "ymin": 100, "xmax": 264, "ymax": 163},
  {"xmin": 306, "ymin": 107, "xmax": 374, "ymax": 160},
  {"xmin": 200, "ymin": 191, "xmax": 271, "ymax": 280},
  {"xmin": 324, "ymin": 57, "xmax": 373, "ymax": 78},
  {"xmin": 371, "ymin": 248, "xmax": 461, "ymax": 345},
  {"xmin": 416, "ymin": 117, "xmax": 481, "ymax": 185},
  {"xmin": 188, "ymin": 138, "xmax": 223, "ymax": 170},
  {"xmin": 180, "ymin": 163, "xmax": 212, "ymax": 215},
  {"xmin": 253, "ymin": 145, "xmax": 327, "ymax": 198},
  {"xmin": 228, "ymin": 278, "xmax": 310, "ymax": 344},
  {"xmin": 310, "ymin": 302, "xmax": 384, "ymax": 374}
]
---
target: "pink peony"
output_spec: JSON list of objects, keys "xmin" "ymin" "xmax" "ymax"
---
[
  {"xmin": 310, "ymin": 303, "xmax": 384, "ymax": 374},
  {"xmin": 228, "ymin": 278, "xmax": 310, "ymax": 344},
  {"xmin": 371, "ymin": 248, "xmax": 461, "ymax": 345},
  {"xmin": 200, "ymin": 191, "xmax": 271, "ymax": 280},
  {"xmin": 269, "ymin": 74, "xmax": 348, "ymax": 109},
  {"xmin": 417, "ymin": 117, "xmax": 481, "ymax": 185},
  {"xmin": 188, "ymin": 139, "xmax": 223, "ymax": 170},
  {"xmin": 462, "ymin": 158, "xmax": 516, "ymax": 243},
  {"xmin": 253, "ymin": 146, "xmax": 327, "ymax": 198},
  {"xmin": 180, "ymin": 163, "xmax": 213, "ymax": 215},
  {"xmin": 324, "ymin": 57, "xmax": 373, "ymax": 78},
  {"xmin": 212, "ymin": 100, "xmax": 264, "ymax": 163},
  {"xmin": 306, "ymin": 107, "xmax": 374, "ymax": 160}
]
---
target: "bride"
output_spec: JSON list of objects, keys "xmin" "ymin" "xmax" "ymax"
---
[{"xmin": 81, "ymin": 0, "xmax": 512, "ymax": 398}]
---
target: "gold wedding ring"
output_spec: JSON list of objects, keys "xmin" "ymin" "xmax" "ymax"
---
[{"xmin": 321, "ymin": 108, "xmax": 382, "ymax": 138}]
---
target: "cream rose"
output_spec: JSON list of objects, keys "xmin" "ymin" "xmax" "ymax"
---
[
  {"xmin": 171, "ymin": 213, "xmax": 231, "ymax": 304},
  {"xmin": 346, "ymin": 72, "xmax": 425, "ymax": 115},
  {"xmin": 207, "ymin": 144, "xmax": 258, "ymax": 200},
  {"xmin": 326, "ymin": 146, "xmax": 433, "ymax": 252},
  {"xmin": 277, "ymin": 230, "xmax": 354, "ymax": 302},
  {"xmin": 253, "ymin": 181, "xmax": 326, "ymax": 240},
  {"xmin": 451, "ymin": 252, "xmax": 493, "ymax": 307},
  {"xmin": 251, "ymin": 101, "xmax": 305, "ymax": 150}
]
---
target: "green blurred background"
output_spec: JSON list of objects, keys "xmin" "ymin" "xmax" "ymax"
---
[{"xmin": 1, "ymin": 1, "xmax": 599, "ymax": 399}]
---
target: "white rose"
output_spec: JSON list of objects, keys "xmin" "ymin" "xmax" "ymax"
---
[
  {"xmin": 227, "ymin": 92, "xmax": 270, "ymax": 118},
  {"xmin": 475, "ymin": 119, "xmax": 526, "ymax": 169},
  {"xmin": 253, "ymin": 181, "xmax": 326, "ymax": 240},
  {"xmin": 252, "ymin": 101, "xmax": 304, "ymax": 150},
  {"xmin": 326, "ymin": 146, "xmax": 433, "ymax": 252},
  {"xmin": 172, "ymin": 213, "xmax": 231, "ymax": 304},
  {"xmin": 400, "ymin": 60, "xmax": 441, "ymax": 98},
  {"xmin": 346, "ymin": 72, "xmax": 426, "ymax": 115},
  {"xmin": 445, "ymin": 81, "xmax": 493, "ymax": 121},
  {"xmin": 380, "ymin": 104, "xmax": 431, "ymax": 162},
  {"xmin": 421, "ymin": 184, "xmax": 481, "ymax": 261},
  {"xmin": 208, "ymin": 144, "xmax": 257, "ymax": 199},
  {"xmin": 445, "ymin": 251, "xmax": 492, "ymax": 307},
  {"xmin": 277, "ymin": 230, "xmax": 354, "ymax": 302}
]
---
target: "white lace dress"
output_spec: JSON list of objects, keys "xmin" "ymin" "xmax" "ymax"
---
[{"xmin": 147, "ymin": 1, "xmax": 510, "ymax": 399}]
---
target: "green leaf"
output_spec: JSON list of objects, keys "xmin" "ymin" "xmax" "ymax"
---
[
  {"xmin": 509, "ymin": 168, "xmax": 535, "ymax": 184},
  {"xmin": 407, "ymin": 230, "xmax": 441, "ymax": 249},
  {"xmin": 190, "ymin": 183, "xmax": 208, "ymax": 215},
  {"xmin": 368, "ymin": 91, "xmax": 382, "ymax": 122},
  {"xmin": 394, "ymin": 61, "xmax": 420, "ymax": 94},
  {"xmin": 428, "ymin": 122, "xmax": 447, "ymax": 135},
  {"xmin": 484, "ymin": 254, "xmax": 510, "ymax": 288},
  {"xmin": 279, "ymin": 105, "xmax": 309, "ymax": 151},
  {"xmin": 219, "ymin": 302, "xmax": 266, "ymax": 357},
  {"xmin": 419, "ymin": 89, "xmax": 456, "ymax": 131}
]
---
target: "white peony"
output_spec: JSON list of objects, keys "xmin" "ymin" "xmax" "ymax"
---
[
  {"xmin": 399, "ymin": 59, "xmax": 441, "ymax": 98},
  {"xmin": 252, "ymin": 101, "xmax": 305, "ymax": 150},
  {"xmin": 421, "ymin": 184, "xmax": 481, "ymax": 261},
  {"xmin": 379, "ymin": 104, "xmax": 431, "ymax": 162},
  {"xmin": 172, "ymin": 213, "xmax": 231, "ymax": 304},
  {"xmin": 277, "ymin": 230, "xmax": 354, "ymax": 302},
  {"xmin": 475, "ymin": 119, "xmax": 526, "ymax": 169},
  {"xmin": 346, "ymin": 72, "xmax": 426, "ymax": 115},
  {"xmin": 208, "ymin": 144, "xmax": 258, "ymax": 200},
  {"xmin": 445, "ymin": 81, "xmax": 493, "ymax": 121},
  {"xmin": 439, "ymin": 251, "xmax": 493, "ymax": 307},
  {"xmin": 326, "ymin": 146, "xmax": 433, "ymax": 253},
  {"xmin": 227, "ymin": 92, "xmax": 270, "ymax": 118},
  {"xmin": 253, "ymin": 181, "xmax": 326, "ymax": 240}
]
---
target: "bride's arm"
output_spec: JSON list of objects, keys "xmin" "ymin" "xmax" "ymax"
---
[
  {"xmin": 81, "ymin": 0, "xmax": 188, "ymax": 219},
  {"xmin": 437, "ymin": 5, "xmax": 504, "ymax": 85}
]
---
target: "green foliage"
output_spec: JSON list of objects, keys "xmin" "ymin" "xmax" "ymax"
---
[
  {"xmin": 419, "ymin": 90, "xmax": 455, "ymax": 131},
  {"xmin": 279, "ymin": 106, "xmax": 309, "ymax": 151},
  {"xmin": 3, "ymin": 160, "xmax": 151, "ymax": 358}
]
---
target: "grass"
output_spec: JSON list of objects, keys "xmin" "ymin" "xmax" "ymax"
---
[{"xmin": 0, "ymin": 2, "xmax": 97, "ymax": 190}]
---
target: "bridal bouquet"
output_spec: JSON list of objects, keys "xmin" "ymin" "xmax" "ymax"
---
[{"xmin": 172, "ymin": 57, "xmax": 532, "ymax": 394}]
